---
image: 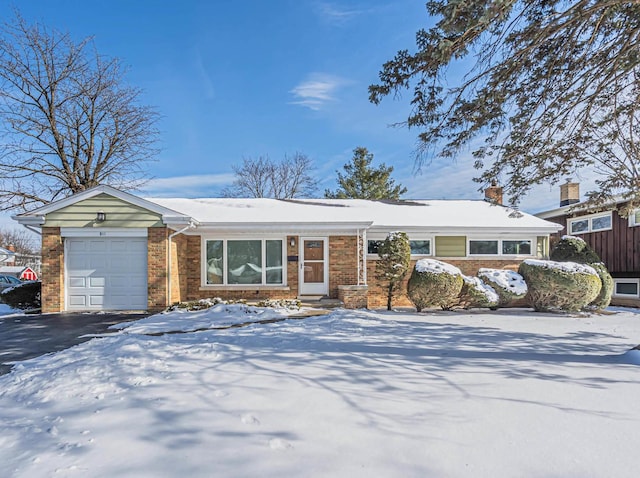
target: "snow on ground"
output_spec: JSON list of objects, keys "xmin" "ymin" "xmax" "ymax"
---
[
  {"xmin": 0, "ymin": 303, "xmax": 21, "ymax": 317},
  {"xmin": 1, "ymin": 307, "xmax": 640, "ymax": 477},
  {"xmin": 111, "ymin": 303, "xmax": 308, "ymax": 334}
]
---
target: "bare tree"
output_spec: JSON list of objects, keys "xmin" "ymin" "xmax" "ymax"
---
[
  {"xmin": 223, "ymin": 153, "xmax": 317, "ymax": 198},
  {"xmin": 0, "ymin": 227, "xmax": 40, "ymax": 267},
  {"xmin": 0, "ymin": 14, "xmax": 159, "ymax": 212}
]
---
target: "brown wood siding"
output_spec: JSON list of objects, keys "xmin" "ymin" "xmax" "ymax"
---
[{"xmin": 547, "ymin": 207, "xmax": 640, "ymax": 276}]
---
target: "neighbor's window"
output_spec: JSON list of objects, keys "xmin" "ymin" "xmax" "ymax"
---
[
  {"xmin": 502, "ymin": 240, "xmax": 531, "ymax": 255},
  {"xmin": 569, "ymin": 219, "xmax": 589, "ymax": 234},
  {"xmin": 205, "ymin": 239, "xmax": 284, "ymax": 286},
  {"xmin": 568, "ymin": 212, "xmax": 612, "ymax": 234},
  {"xmin": 613, "ymin": 279, "xmax": 639, "ymax": 297},
  {"xmin": 469, "ymin": 240, "xmax": 498, "ymax": 255}
]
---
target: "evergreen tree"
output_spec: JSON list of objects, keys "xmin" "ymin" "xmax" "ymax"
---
[
  {"xmin": 325, "ymin": 147, "xmax": 407, "ymax": 199},
  {"xmin": 375, "ymin": 231, "xmax": 411, "ymax": 311},
  {"xmin": 369, "ymin": 1, "xmax": 640, "ymax": 206}
]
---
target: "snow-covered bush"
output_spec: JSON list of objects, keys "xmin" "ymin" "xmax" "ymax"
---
[
  {"xmin": 0, "ymin": 281, "xmax": 40, "ymax": 310},
  {"xmin": 549, "ymin": 236, "xmax": 612, "ymax": 310},
  {"xmin": 407, "ymin": 259, "xmax": 463, "ymax": 311},
  {"xmin": 518, "ymin": 259, "xmax": 601, "ymax": 312},
  {"xmin": 550, "ymin": 235, "xmax": 601, "ymax": 263},
  {"xmin": 588, "ymin": 262, "xmax": 613, "ymax": 310},
  {"xmin": 256, "ymin": 298, "xmax": 301, "ymax": 310},
  {"xmin": 477, "ymin": 268, "xmax": 527, "ymax": 307},
  {"xmin": 458, "ymin": 276, "xmax": 500, "ymax": 309}
]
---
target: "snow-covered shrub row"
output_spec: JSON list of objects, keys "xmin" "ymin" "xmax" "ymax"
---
[
  {"xmin": 518, "ymin": 259, "xmax": 601, "ymax": 312},
  {"xmin": 407, "ymin": 259, "xmax": 463, "ymax": 311},
  {"xmin": 478, "ymin": 268, "xmax": 528, "ymax": 307},
  {"xmin": 256, "ymin": 298, "xmax": 301, "ymax": 310},
  {"xmin": 458, "ymin": 275, "xmax": 499, "ymax": 309},
  {"xmin": 168, "ymin": 297, "xmax": 246, "ymax": 311}
]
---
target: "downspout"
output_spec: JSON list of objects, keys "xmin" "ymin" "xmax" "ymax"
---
[
  {"xmin": 362, "ymin": 228, "xmax": 367, "ymax": 285},
  {"xmin": 356, "ymin": 229, "xmax": 360, "ymax": 286},
  {"xmin": 23, "ymin": 225, "xmax": 43, "ymax": 236},
  {"xmin": 167, "ymin": 222, "xmax": 196, "ymax": 307}
]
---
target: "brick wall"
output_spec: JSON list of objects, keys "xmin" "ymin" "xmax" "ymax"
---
[
  {"xmin": 181, "ymin": 235, "xmax": 301, "ymax": 303},
  {"xmin": 366, "ymin": 258, "xmax": 522, "ymax": 309},
  {"xmin": 147, "ymin": 227, "xmax": 168, "ymax": 311},
  {"xmin": 41, "ymin": 227, "xmax": 63, "ymax": 313},
  {"xmin": 329, "ymin": 236, "xmax": 359, "ymax": 298}
]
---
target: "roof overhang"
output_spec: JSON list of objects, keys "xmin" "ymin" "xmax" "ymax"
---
[{"xmin": 11, "ymin": 185, "xmax": 196, "ymax": 227}]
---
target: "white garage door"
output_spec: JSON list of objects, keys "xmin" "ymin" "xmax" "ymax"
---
[{"xmin": 66, "ymin": 237, "xmax": 148, "ymax": 310}]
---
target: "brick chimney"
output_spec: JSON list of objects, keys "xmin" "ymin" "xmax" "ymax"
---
[
  {"xmin": 484, "ymin": 181, "xmax": 503, "ymax": 205},
  {"xmin": 560, "ymin": 180, "xmax": 580, "ymax": 207}
]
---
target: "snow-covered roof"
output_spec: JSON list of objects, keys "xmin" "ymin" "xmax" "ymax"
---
[{"xmin": 146, "ymin": 197, "xmax": 562, "ymax": 234}]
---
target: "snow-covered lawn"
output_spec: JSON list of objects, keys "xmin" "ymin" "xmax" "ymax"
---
[{"xmin": 1, "ymin": 306, "xmax": 639, "ymax": 477}]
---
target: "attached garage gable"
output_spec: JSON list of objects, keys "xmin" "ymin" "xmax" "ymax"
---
[{"xmin": 65, "ymin": 234, "xmax": 148, "ymax": 310}]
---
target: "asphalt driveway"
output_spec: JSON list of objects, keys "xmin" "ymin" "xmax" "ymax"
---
[{"xmin": 0, "ymin": 312, "xmax": 148, "ymax": 376}]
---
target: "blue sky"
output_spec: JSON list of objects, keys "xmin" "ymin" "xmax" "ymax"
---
[{"xmin": 0, "ymin": 0, "xmax": 586, "ymax": 230}]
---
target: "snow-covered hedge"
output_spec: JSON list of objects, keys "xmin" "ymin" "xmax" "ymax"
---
[
  {"xmin": 550, "ymin": 235, "xmax": 601, "ymax": 263},
  {"xmin": 0, "ymin": 281, "xmax": 40, "ymax": 310},
  {"xmin": 458, "ymin": 276, "xmax": 500, "ymax": 309},
  {"xmin": 477, "ymin": 268, "xmax": 527, "ymax": 307},
  {"xmin": 407, "ymin": 259, "xmax": 463, "ymax": 311},
  {"xmin": 518, "ymin": 259, "xmax": 601, "ymax": 312},
  {"xmin": 588, "ymin": 262, "xmax": 613, "ymax": 310}
]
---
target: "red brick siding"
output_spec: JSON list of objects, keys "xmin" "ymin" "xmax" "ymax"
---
[
  {"xmin": 41, "ymin": 227, "xmax": 63, "ymax": 313},
  {"xmin": 147, "ymin": 227, "xmax": 168, "ymax": 311},
  {"xmin": 329, "ymin": 236, "xmax": 359, "ymax": 298},
  {"xmin": 181, "ymin": 235, "xmax": 301, "ymax": 302}
]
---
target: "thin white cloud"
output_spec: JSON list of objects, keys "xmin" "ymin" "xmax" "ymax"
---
[
  {"xmin": 194, "ymin": 49, "xmax": 215, "ymax": 100},
  {"xmin": 314, "ymin": 2, "xmax": 365, "ymax": 25},
  {"xmin": 142, "ymin": 174, "xmax": 235, "ymax": 197},
  {"xmin": 290, "ymin": 73, "xmax": 346, "ymax": 111}
]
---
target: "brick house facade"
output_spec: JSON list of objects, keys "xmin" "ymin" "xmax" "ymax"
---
[{"xmin": 17, "ymin": 185, "xmax": 562, "ymax": 313}]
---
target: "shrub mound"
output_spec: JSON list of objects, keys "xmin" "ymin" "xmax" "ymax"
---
[
  {"xmin": 0, "ymin": 281, "xmax": 41, "ymax": 310},
  {"xmin": 458, "ymin": 276, "xmax": 500, "ymax": 309},
  {"xmin": 407, "ymin": 259, "xmax": 463, "ymax": 311},
  {"xmin": 518, "ymin": 259, "xmax": 601, "ymax": 312},
  {"xmin": 477, "ymin": 268, "xmax": 527, "ymax": 307},
  {"xmin": 588, "ymin": 262, "xmax": 613, "ymax": 310},
  {"xmin": 550, "ymin": 235, "xmax": 601, "ymax": 263}
]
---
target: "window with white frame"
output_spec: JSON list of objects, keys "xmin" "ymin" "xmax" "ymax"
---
[
  {"xmin": 367, "ymin": 238, "xmax": 431, "ymax": 256},
  {"xmin": 468, "ymin": 239, "xmax": 533, "ymax": 256},
  {"xmin": 613, "ymin": 279, "xmax": 640, "ymax": 298},
  {"xmin": 568, "ymin": 212, "xmax": 612, "ymax": 234},
  {"xmin": 205, "ymin": 239, "xmax": 284, "ymax": 286},
  {"xmin": 629, "ymin": 209, "xmax": 640, "ymax": 227}
]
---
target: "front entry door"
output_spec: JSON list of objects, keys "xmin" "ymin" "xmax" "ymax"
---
[{"xmin": 299, "ymin": 238, "xmax": 328, "ymax": 296}]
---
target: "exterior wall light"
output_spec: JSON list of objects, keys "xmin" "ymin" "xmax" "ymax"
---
[
  {"xmin": 290, "ymin": 237, "xmax": 296, "ymax": 247},
  {"xmin": 96, "ymin": 211, "xmax": 106, "ymax": 222}
]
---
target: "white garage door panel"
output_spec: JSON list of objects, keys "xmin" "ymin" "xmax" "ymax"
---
[{"xmin": 66, "ymin": 237, "xmax": 148, "ymax": 310}]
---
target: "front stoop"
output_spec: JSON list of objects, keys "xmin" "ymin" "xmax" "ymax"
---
[{"xmin": 337, "ymin": 285, "xmax": 368, "ymax": 309}]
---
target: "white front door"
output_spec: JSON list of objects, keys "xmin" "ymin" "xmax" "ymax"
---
[
  {"xmin": 299, "ymin": 237, "xmax": 328, "ymax": 296},
  {"xmin": 65, "ymin": 237, "xmax": 148, "ymax": 310}
]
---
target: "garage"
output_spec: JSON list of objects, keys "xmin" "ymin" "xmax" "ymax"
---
[{"xmin": 65, "ymin": 236, "xmax": 148, "ymax": 310}]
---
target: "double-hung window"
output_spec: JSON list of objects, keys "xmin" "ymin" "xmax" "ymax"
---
[
  {"xmin": 568, "ymin": 212, "xmax": 612, "ymax": 234},
  {"xmin": 205, "ymin": 239, "xmax": 284, "ymax": 286}
]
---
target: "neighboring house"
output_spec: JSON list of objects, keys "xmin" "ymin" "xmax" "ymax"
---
[
  {"xmin": 0, "ymin": 246, "xmax": 16, "ymax": 264},
  {"xmin": 536, "ymin": 181, "xmax": 640, "ymax": 307},
  {"xmin": 13, "ymin": 185, "xmax": 561, "ymax": 313},
  {"xmin": 0, "ymin": 266, "xmax": 38, "ymax": 281}
]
